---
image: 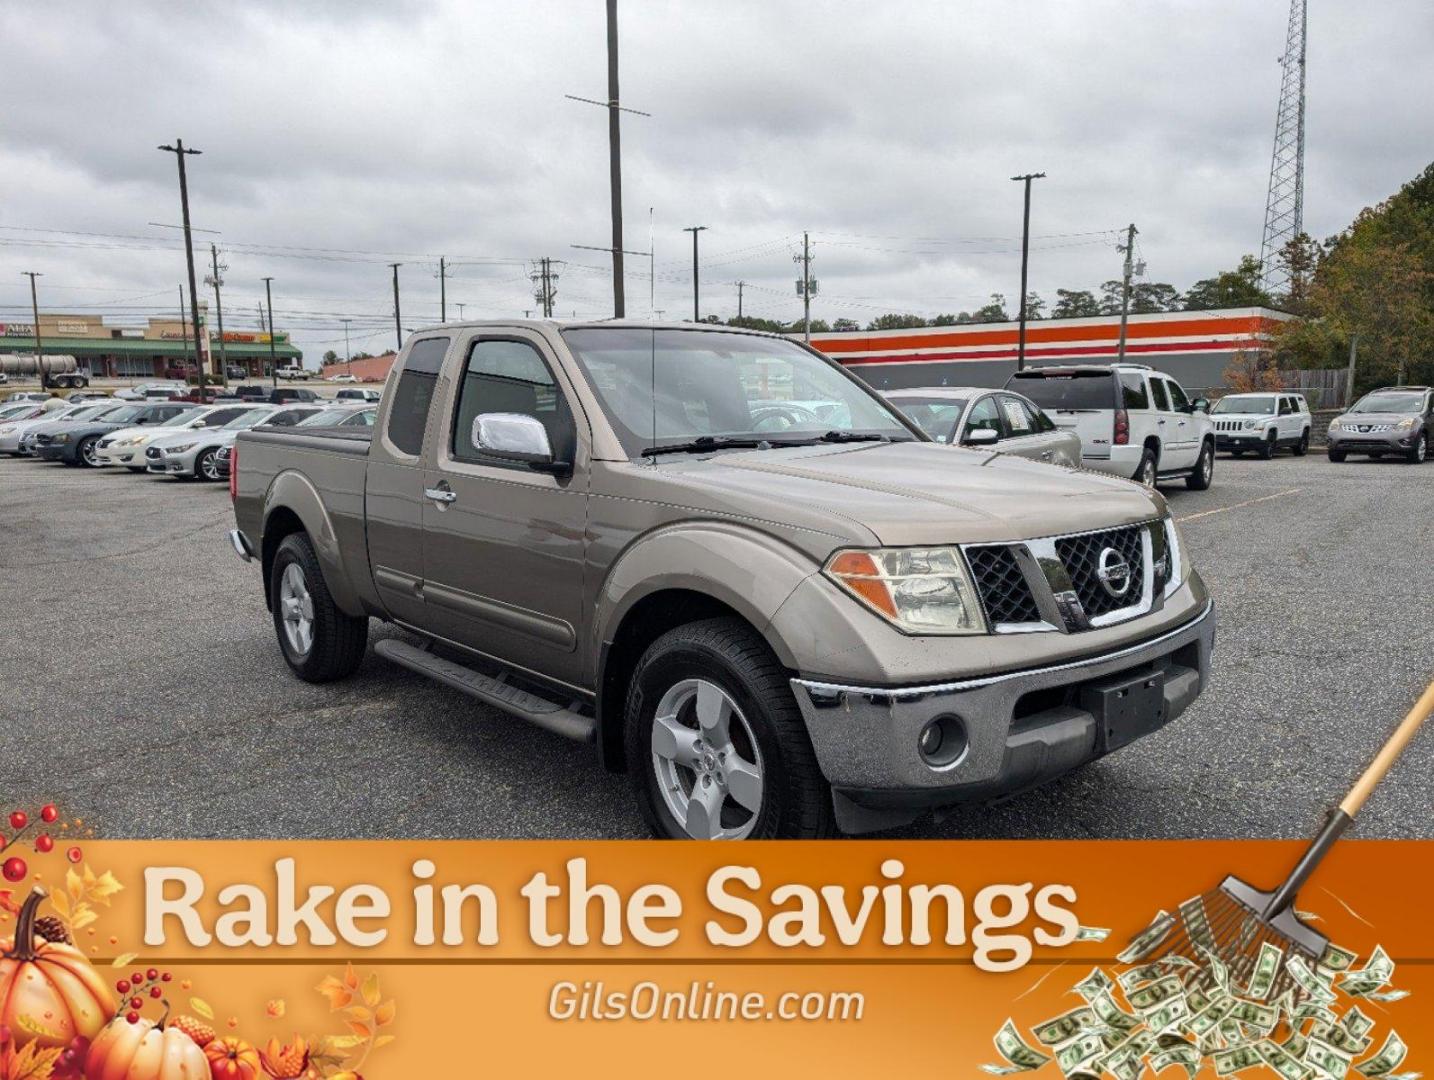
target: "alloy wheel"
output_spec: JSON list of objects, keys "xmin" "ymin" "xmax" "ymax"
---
[
  {"xmin": 199, "ymin": 451, "xmax": 219, "ymax": 480},
  {"xmin": 81, "ymin": 439, "xmax": 99, "ymax": 467},
  {"xmin": 279, "ymin": 563, "xmax": 315, "ymax": 656},
  {"xmin": 651, "ymin": 678, "xmax": 765, "ymax": 840}
]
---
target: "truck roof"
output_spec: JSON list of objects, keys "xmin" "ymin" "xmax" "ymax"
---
[{"xmin": 405, "ymin": 318, "xmax": 793, "ymax": 339}]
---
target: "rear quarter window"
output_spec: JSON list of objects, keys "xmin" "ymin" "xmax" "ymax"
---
[
  {"xmin": 386, "ymin": 337, "xmax": 450, "ymax": 456},
  {"xmin": 1010, "ymin": 371, "xmax": 1117, "ymax": 411}
]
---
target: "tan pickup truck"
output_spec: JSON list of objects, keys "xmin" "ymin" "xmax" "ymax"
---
[{"xmin": 229, "ymin": 321, "xmax": 1214, "ymax": 839}]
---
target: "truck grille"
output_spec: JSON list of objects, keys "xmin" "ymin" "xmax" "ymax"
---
[
  {"xmin": 1213, "ymin": 419, "xmax": 1248, "ymax": 432},
  {"xmin": 1055, "ymin": 525, "xmax": 1146, "ymax": 621},
  {"xmin": 965, "ymin": 545, "xmax": 1042, "ymax": 626},
  {"xmin": 1349, "ymin": 424, "xmax": 1390, "ymax": 434}
]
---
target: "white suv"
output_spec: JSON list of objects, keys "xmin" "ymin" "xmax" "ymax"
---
[
  {"xmin": 1209, "ymin": 392, "xmax": 1311, "ymax": 458},
  {"xmin": 1006, "ymin": 363, "xmax": 1215, "ymax": 489}
]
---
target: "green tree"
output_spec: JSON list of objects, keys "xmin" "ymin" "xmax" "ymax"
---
[
  {"xmin": 831, "ymin": 318, "xmax": 861, "ymax": 332},
  {"xmin": 1183, "ymin": 255, "xmax": 1271, "ymax": 310},
  {"xmin": 727, "ymin": 315, "xmax": 789, "ymax": 333},
  {"xmin": 791, "ymin": 317, "xmax": 831, "ymax": 334},
  {"xmin": 866, "ymin": 313, "xmax": 928, "ymax": 331},
  {"xmin": 1051, "ymin": 289, "xmax": 1101, "ymax": 318},
  {"xmin": 1274, "ymin": 233, "xmax": 1321, "ymax": 315},
  {"xmin": 1021, "ymin": 292, "xmax": 1046, "ymax": 320},
  {"xmin": 972, "ymin": 294, "xmax": 1009, "ymax": 321},
  {"xmin": 322, "ymin": 349, "xmax": 338, "ymax": 365},
  {"xmin": 1130, "ymin": 282, "xmax": 1183, "ymax": 313}
]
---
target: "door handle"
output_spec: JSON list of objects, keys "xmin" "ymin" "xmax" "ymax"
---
[
  {"xmin": 1040, "ymin": 450, "xmax": 1053, "ymax": 460},
  {"xmin": 424, "ymin": 486, "xmax": 457, "ymax": 504}
]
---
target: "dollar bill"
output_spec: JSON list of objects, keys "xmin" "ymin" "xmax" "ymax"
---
[
  {"xmin": 1213, "ymin": 1044, "xmax": 1264, "ymax": 1076},
  {"xmin": 1362, "ymin": 989, "xmax": 1409, "ymax": 1004},
  {"xmin": 1228, "ymin": 999, "xmax": 1279, "ymax": 1033},
  {"xmin": 987, "ymin": 1019, "xmax": 1053, "ymax": 1073},
  {"xmin": 1186, "ymin": 985, "xmax": 1212, "ymax": 1015},
  {"xmin": 1246, "ymin": 941, "xmax": 1285, "ymax": 1001},
  {"xmin": 1118, "ymin": 911, "xmax": 1176, "ymax": 964},
  {"xmin": 1128, "ymin": 975, "xmax": 1185, "ymax": 1014},
  {"xmin": 1312, "ymin": 1022, "xmax": 1373, "ymax": 1057},
  {"xmin": 1319, "ymin": 943, "xmax": 1358, "ymax": 973},
  {"xmin": 1120, "ymin": 962, "xmax": 1171, "ymax": 992},
  {"xmin": 1091, "ymin": 990, "xmax": 1142, "ymax": 1034},
  {"xmin": 1341, "ymin": 946, "xmax": 1394, "ymax": 997},
  {"xmin": 1150, "ymin": 1044, "xmax": 1201, "ymax": 1078},
  {"xmin": 1288, "ymin": 954, "xmax": 1339, "ymax": 1005},
  {"xmin": 1282, "ymin": 1031, "xmax": 1309, "ymax": 1059},
  {"xmin": 1076, "ymin": 925, "xmax": 1112, "ymax": 942},
  {"xmin": 1034, "ymin": 1006, "xmax": 1099, "ymax": 1047},
  {"xmin": 1074, "ymin": 967, "xmax": 1114, "ymax": 1002},
  {"xmin": 1187, "ymin": 997, "xmax": 1237, "ymax": 1039},
  {"xmin": 1342, "ymin": 1007, "xmax": 1376, "ymax": 1040},
  {"xmin": 1259, "ymin": 1038, "xmax": 1313, "ymax": 1080},
  {"xmin": 1146, "ymin": 996, "xmax": 1191, "ymax": 1034},
  {"xmin": 1295, "ymin": 1001, "xmax": 1339, "ymax": 1028},
  {"xmin": 1056, "ymin": 1033, "xmax": 1107, "ymax": 1076},
  {"xmin": 1307, "ymin": 1037, "xmax": 1354, "ymax": 1079},
  {"xmin": 1355, "ymin": 1032, "xmax": 1407, "ymax": 1078},
  {"xmin": 1200, "ymin": 945, "xmax": 1232, "ymax": 993}
]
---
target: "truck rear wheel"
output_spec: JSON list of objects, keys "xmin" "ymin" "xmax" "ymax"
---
[
  {"xmin": 625, "ymin": 617, "xmax": 836, "ymax": 840},
  {"xmin": 269, "ymin": 532, "xmax": 368, "ymax": 683}
]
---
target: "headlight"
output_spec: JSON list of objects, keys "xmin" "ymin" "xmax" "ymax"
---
[
  {"xmin": 823, "ymin": 547, "xmax": 986, "ymax": 635},
  {"xmin": 167, "ymin": 442, "xmax": 195, "ymax": 454},
  {"xmin": 1394, "ymin": 418, "xmax": 1415, "ymax": 431},
  {"xmin": 53, "ymin": 433, "xmax": 71, "ymax": 443},
  {"xmin": 1162, "ymin": 516, "xmax": 1186, "ymax": 598},
  {"xmin": 1242, "ymin": 419, "xmax": 1256, "ymax": 430}
]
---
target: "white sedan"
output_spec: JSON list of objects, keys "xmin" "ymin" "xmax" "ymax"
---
[
  {"xmin": 326, "ymin": 373, "xmax": 358, "ymax": 383},
  {"xmin": 145, "ymin": 403, "xmax": 326, "ymax": 480},
  {"xmin": 0, "ymin": 403, "xmax": 120, "ymax": 455},
  {"xmin": 95, "ymin": 404, "xmax": 252, "ymax": 469}
]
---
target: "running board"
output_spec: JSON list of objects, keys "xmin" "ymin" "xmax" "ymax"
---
[{"xmin": 374, "ymin": 639, "xmax": 595, "ymax": 743}]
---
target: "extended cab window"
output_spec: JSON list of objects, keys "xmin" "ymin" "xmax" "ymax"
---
[
  {"xmin": 451, "ymin": 339, "xmax": 574, "ymax": 466},
  {"xmin": 386, "ymin": 337, "xmax": 449, "ymax": 456}
]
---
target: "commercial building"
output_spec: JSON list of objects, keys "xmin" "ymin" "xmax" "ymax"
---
[
  {"xmin": 808, "ymin": 307, "xmax": 1294, "ymax": 396},
  {"xmin": 319, "ymin": 352, "xmax": 396, "ymax": 383},
  {"xmin": 0, "ymin": 310, "xmax": 302, "ymax": 379}
]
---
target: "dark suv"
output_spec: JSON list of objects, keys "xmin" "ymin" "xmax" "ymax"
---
[{"xmin": 1327, "ymin": 386, "xmax": 1433, "ymax": 463}]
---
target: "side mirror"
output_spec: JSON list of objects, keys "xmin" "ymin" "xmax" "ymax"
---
[
  {"xmin": 1192, "ymin": 398, "xmax": 1210, "ymax": 413},
  {"xmin": 193, "ymin": 420, "xmax": 207, "ymax": 428},
  {"xmin": 963, "ymin": 427, "xmax": 999, "ymax": 446},
  {"xmin": 471, "ymin": 412, "xmax": 570, "ymax": 475}
]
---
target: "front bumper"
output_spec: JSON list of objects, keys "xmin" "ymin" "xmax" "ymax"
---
[
  {"xmin": 790, "ymin": 599, "xmax": 1214, "ymax": 824},
  {"xmin": 1327, "ymin": 428, "xmax": 1419, "ymax": 454},
  {"xmin": 1215, "ymin": 431, "xmax": 1271, "ymax": 450},
  {"xmin": 96, "ymin": 446, "xmax": 142, "ymax": 465}
]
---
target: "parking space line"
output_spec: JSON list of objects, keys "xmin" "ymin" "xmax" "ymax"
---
[{"xmin": 1176, "ymin": 488, "xmax": 1303, "ymax": 523}]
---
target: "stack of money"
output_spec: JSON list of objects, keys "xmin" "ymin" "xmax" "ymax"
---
[{"xmin": 982, "ymin": 908, "xmax": 1416, "ymax": 1080}]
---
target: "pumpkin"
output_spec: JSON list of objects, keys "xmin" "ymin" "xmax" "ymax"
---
[
  {"xmin": 85, "ymin": 1015, "xmax": 209, "ymax": 1080},
  {"xmin": 204, "ymin": 1036, "xmax": 262, "ymax": 1080},
  {"xmin": 0, "ymin": 887, "xmax": 114, "ymax": 1051}
]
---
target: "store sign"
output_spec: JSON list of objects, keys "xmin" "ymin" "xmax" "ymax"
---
[
  {"xmin": 56, "ymin": 321, "xmax": 91, "ymax": 336},
  {"xmin": 1, "ymin": 323, "xmax": 35, "ymax": 337}
]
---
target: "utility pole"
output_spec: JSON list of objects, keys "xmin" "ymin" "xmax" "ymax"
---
[
  {"xmin": 22, "ymin": 272, "xmax": 43, "ymax": 387},
  {"xmin": 207, "ymin": 244, "xmax": 228, "ymax": 384},
  {"xmin": 456, "ymin": 303, "xmax": 466, "ymax": 320},
  {"xmin": 1010, "ymin": 172, "xmax": 1046, "ymax": 372},
  {"xmin": 795, "ymin": 232, "xmax": 816, "ymax": 342},
  {"xmin": 158, "ymin": 139, "xmax": 206, "ymax": 398},
  {"xmin": 530, "ymin": 258, "xmax": 559, "ymax": 317},
  {"xmin": 262, "ymin": 277, "xmax": 278, "ymax": 386},
  {"xmin": 1344, "ymin": 332, "xmax": 1358, "ymax": 407},
  {"xmin": 682, "ymin": 226, "xmax": 707, "ymax": 321},
  {"xmin": 1115, "ymin": 223, "xmax": 1139, "ymax": 364},
  {"xmin": 606, "ymin": 0, "xmax": 624, "ymax": 317},
  {"xmin": 389, "ymin": 263, "xmax": 403, "ymax": 350},
  {"xmin": 341, "ymin": 318, "xmax": 353, "ymax": 377},
  {"xmin": 437, "ymin": 257, "xmax": 449, "ymax": 322},
  {"xmin": 736, "ymin": 280, "xmax": 746, "ymax": 321},
  {"xmin": 178, "ymin": 286, "xmax": 190, "ymax": 375}
]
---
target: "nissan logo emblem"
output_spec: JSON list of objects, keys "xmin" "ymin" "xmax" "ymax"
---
[{"xmin": 1096, "ymin": 547, "xmax": 1133, "ymax": 599}]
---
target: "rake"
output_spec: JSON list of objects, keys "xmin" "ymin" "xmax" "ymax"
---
[{"xmin": 1137, "ymin": 680, "xmax": 1434, "ymax": 1002}]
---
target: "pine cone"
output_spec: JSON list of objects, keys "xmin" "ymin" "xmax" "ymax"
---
[{"xmin": 34, "ymin": 915, "xmax": 70, "ymax": 944}]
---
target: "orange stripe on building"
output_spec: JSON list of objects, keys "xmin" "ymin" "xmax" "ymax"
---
[{"xmin": 810, "ymin": 315, "xmax": 1271, "ymax": 355}]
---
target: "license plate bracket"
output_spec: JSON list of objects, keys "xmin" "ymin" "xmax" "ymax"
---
[{"xmin": 1080, "ymin": 668, "xmax": 1167, "ymax": 752}]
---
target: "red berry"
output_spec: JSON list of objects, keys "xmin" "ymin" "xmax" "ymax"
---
[
  {"xmin": 66, "ymin": 846, "xmax": 82, "ymax": 864},
  {"xmin": 8, "ymin": 812, "xmax": 26, "ymax": 831},
  {"xmin": 150, "ymin": 986, "xmax": 162, "ymax": 999},
  {"xmin": 126, "ymin": 1012, "xmax": 140, "ymax": 1024},
  {"xmin": 35, "ymin": 834, "xmax": 54, "ymax": 853},
  {"xmin": 161, "ymin": 972, "xmax": 172, "ymax": 982},
  {"xmin": 131, "ymin": 972, "xmax": 143, "ymax": 985},
  {"xmin": 146, "ymin": 968, "xmax": 159, "ymax": 981},
  {"xmin": 129, "ymin": 997, "xmax": 143, "ymax": 1010},
  {"xmin": 116, "ymin": 980, "xmax": 130, "ymax": 994},
  {"xmin": 40, "ymin": 805, "xmax": 58, "ymax": 824},
  {"xmin": 1, "ymin": 857, "xmax": 26, "ymax": 882}
]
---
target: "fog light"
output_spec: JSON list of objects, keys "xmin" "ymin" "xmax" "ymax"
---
[{"xmin": 918, "ymin": 715, "xmax": 968, "ymax": 767}]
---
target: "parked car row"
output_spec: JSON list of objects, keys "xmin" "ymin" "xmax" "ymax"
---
[{"xmin": 0, "ymin": 398, "xmax": 378, "ymax": 480}]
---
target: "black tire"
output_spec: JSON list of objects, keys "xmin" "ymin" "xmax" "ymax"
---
[
  {"xmin": 1186, "ymin": 440, "xmax": 1214, "ymax": 490},
  {"xmin": 1134, "ymin": 447, "xmax": 1158, "ymax": 487},
  {"xmin": 1258, "ymin": 431, "xmax": 1276, "ymax": 460},
  {"xmin": 1407, "ymin": 436, "xmax": 1428, "ymax": 465},
  {"xmin": 195, "ymin": 447, "xmax": 221, "ymax": 481},
  {"xmin": 1293, "ymin": 428, "xmax": 1310, "ymax": 456},
  {"xmin": 75, "ymin": 435, "xmax": 101, "ymax": 468},
  {"xmin": 268, "ymin": 532, "xmax": 368, "ymax": 683},
  {"xmin": 1328, "ymin": 448, "xmax": 1346, "ymax": 463},
  {"xmin": 625, "ymin": 617, "xmax": 836, "ymax": 840}
]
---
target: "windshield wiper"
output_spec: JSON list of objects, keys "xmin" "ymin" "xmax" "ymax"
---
[
  {"xmin": 816, "ymin": 430, "xmax": 897, "ymax": 443},
  {"xmin": 640, "ymin": 435, "xmax": 780, "ymax": 457}
]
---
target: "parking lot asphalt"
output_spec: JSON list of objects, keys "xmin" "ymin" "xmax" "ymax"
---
[{"xmin": 2, "ymin": 450, "xmax": 1431, "ymax": 841}]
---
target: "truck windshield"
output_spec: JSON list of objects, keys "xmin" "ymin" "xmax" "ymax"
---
[
  {"xmin": 1350, "ymin": 392, "xmax": 1423, "ymax": 414},
  {"xmin": 562, "ymin": 327, "xmax": 914, "ymax": 457},
  {"xmin": 1213, "ymin": 395, "xmax": 1275, "ymax": 415}
]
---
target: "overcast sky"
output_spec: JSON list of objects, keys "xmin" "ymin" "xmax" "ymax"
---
[{"xmin": 1, "ymin": 0, "xmax": 1431, "ymax": 363}]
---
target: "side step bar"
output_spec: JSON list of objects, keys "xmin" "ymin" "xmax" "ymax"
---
[{"xmin": 374, "ymin": 639, "xmax": 595, "ymax": 743}]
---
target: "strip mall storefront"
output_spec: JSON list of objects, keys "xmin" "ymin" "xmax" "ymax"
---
[{"xmin": 807, "ymin": 307, "xmax": 1294, "ymax": 395}]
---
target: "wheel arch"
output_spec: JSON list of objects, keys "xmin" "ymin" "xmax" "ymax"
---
[{"xmin": 260, "ymin": 470, "xmax": 366, "ymax": 618}]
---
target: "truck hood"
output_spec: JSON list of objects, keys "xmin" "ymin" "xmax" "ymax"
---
[
  {"xmin": 649, "ymin": 441, "xmax": 1166, "ymax": 546},
  {"xmin": 1212, "ymin": 412, "xmax": 1277, "ymax": 423},
  {"xmin": 1335, "ymin": 412, "xmax": 1422, "ymax": 426}
]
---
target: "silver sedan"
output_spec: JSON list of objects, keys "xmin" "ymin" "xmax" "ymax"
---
[{"xmin": 884, "ymin": 386, "xmax": 1083, "ymax": 467}]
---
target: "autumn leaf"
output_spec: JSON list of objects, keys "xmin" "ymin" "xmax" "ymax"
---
[
  {"xmin": 65, "ymin": 868, "xmax": 84, "ymax": 904},
  {"xmin": 360, "ymin": 973, "xmax": 380, "ymax": 1008},
  {"xmin": 2, "ymin": 1041, "xmax": 65, "ymax": 1080},
  {"xmin": 71, "ymin": 908, "xmax": 98, "ymax": 931},
  {"xmin": 373, "ymin": 1000, "xmax": 396, "ymax": 1027},
  {"xmin": 342, "ymin": 963, "xmax": 359, "ymax": 990},
  {"xmin": 342, "ymin": 1007, "xmax": 371, "ymax": 1025},
  {"xmin": 265, "ymin": 999, "xmax": 286, "ymax": 1019},
  {"xmin": 373, "ymin": 1034, "xmax": 396, "ymax": 1049},
  {"xmin": 320, "ymin": 1035, "xmax": 365, "ymax": 1053},
  {"xmin": 111, "ymin": 952, "xmax": 138, "ymax": 968},
  {"xmin": 45, "ymin": 891, "xmax": 68, "ymax": 920},
  {"xmin": 345, "ymin": 1020, "xmax": 372, "ymax": 1040},
  {"xmin": 87, "ymin": 869, "xmax": 124, "ymax": 905},
  {"xmin": 316, "ymin": 975, "xmax": 353, "ymax": 1011},
  {"xmin": 190, "ymin": 997, "xmax": 215, "ymax": 1020}
]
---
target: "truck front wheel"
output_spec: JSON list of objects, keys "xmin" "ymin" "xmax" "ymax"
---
[
  {"xmin": 625, "ymin": 618, "xmax": 836, "ymax": 840},
  {"xmin": 269, "ymin": 532, "xmax": 367, "ymax": 682}
]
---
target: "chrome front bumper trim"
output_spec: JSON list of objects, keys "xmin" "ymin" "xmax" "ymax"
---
[{"xmin": 229, "ymin": 528, "xmax": 255, "ymax": 562}]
